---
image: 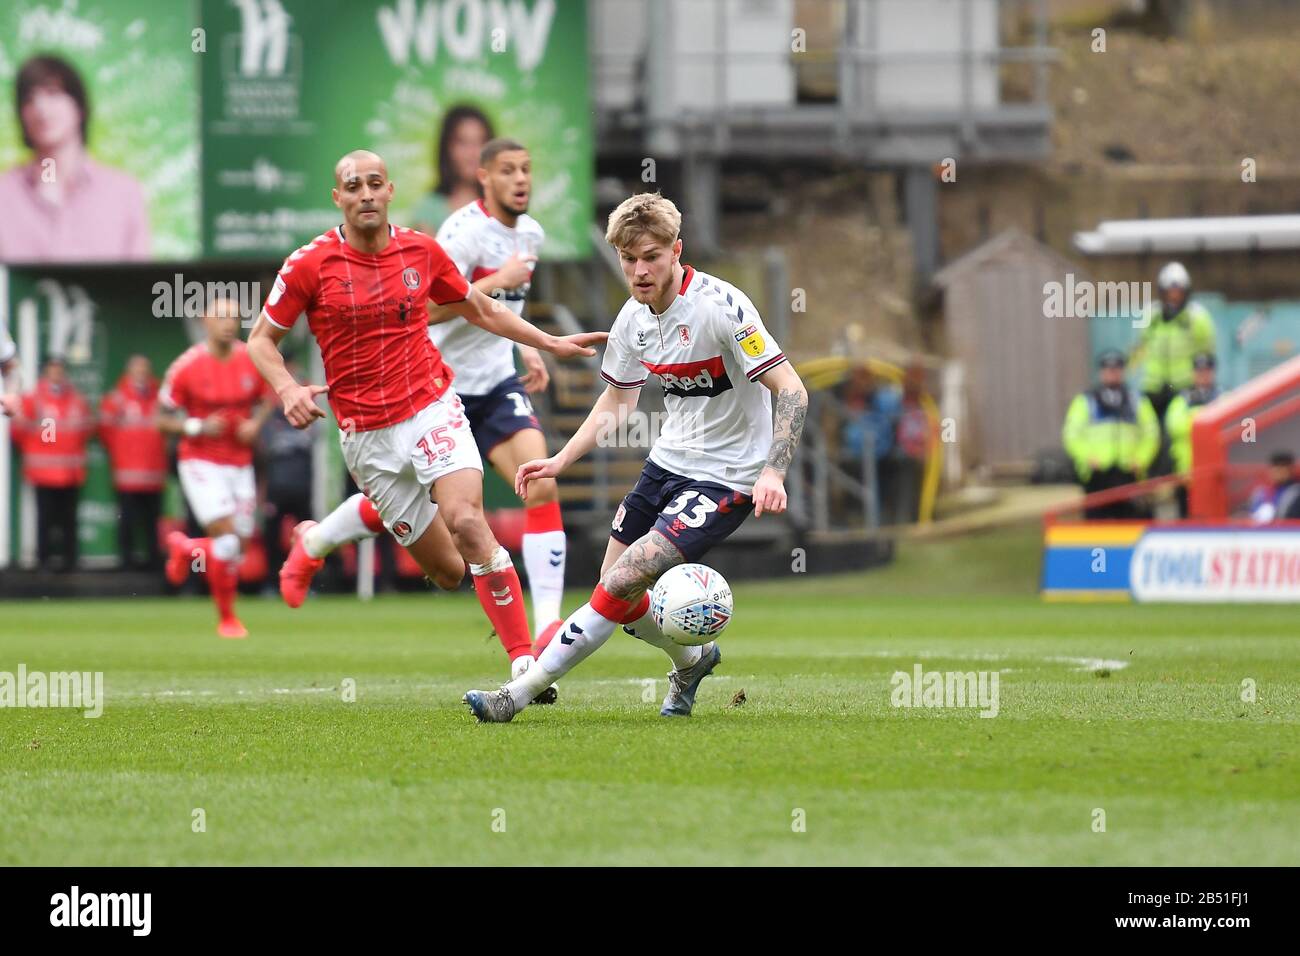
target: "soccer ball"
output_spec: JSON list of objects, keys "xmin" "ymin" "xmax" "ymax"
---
[{"xmin": 650, "ymin": 563, "xmax": 733, "ymax": 646}]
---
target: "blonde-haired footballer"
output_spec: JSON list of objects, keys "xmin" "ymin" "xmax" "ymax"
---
[{"xmin": 464, "ymin": 193, "xmax": 809, "ymax": 721}]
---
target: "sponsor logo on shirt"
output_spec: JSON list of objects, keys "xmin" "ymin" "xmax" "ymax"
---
[{"xmin": 640, "ymin": 356, "xmax": 733, "ymax": 397}]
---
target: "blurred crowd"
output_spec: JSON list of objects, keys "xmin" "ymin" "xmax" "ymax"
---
[
  {"xmin": 7, "ymin": 353, "xmax": 315, "ymax": 577},
  {"xmin": 829, "ymin": 360, "xmax": 935, "ymax": 526}
]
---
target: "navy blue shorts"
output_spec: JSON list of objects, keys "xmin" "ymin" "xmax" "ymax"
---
[
  {"xmin": 459, "ymin": 376, "xmax": 541, "ymax": 458},
  {"xmin": 610, "ymin": 459, "xmax": 754, "ymax": 562}
]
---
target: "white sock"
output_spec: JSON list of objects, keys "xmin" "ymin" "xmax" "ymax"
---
[
  {"xmin": 505, "ymin": 601, "xmax": 618, "ymax": 706},
  {"xmin": 211, "ymin": 533, "xmax": 241, "ymax": 562},
  {"xmin": 304, "ymin": 493, "xmax": 377, "ymax": 559},
  {"xmin": 522, "ymin": 529, "xmax": 566, "ymax": 635},
  {"xmin": 622, "ymin": 604, "xmax": 701, "ymax": 669}
]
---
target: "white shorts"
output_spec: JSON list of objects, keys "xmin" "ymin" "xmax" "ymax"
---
[
  {"xmin": 341, "ymin": 390, "xmax": 483, "ymax": 547},
  {"xmin": 177, "ymin": 459, "xmax": 257, "ymax": 538}
]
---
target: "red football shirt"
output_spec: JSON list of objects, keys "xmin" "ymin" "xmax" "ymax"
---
[
  {"xmin": 262, "ymin": 224, "xmax": 470, "ymax": 431},
  {"xmin": 159, "ymin": 342, "xmax": 269, "ymax": 466}
]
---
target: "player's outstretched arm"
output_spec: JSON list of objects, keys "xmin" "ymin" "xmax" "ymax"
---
[
  {"xmin": 447, "ymin": 287, "xmax": 607, "ymax": 358},
  {"xmin": 428, "ymin": 253, "xmax": 537, "ymax": 326},
  {"xmin": 248, "ymin": 313, "xmax": 329, "ymax": 429},
  {"xmin": 752, "ymin": 362, "xmax": 809, "ymax": 517},
  {"xmin": 515, "ymin": 383, "xmax": 640, "ymax": 500}
]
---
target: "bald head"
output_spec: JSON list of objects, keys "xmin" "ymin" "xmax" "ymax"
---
[
  {"xmin": 334, "ymin": 149, "xmax": 386, "ymax": 187},
  {"xmin": 332, "ymin": 149, "xmax": 394, "ymax": 243}
]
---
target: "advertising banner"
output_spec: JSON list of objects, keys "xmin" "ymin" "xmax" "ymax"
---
[
  {"xmin": 200, "ymin": 0, "xmax": 592, "ymax": 260},
  {"xmin": 0, "ymin": 0, "xmax": 202, "ymax": 262},
  {"xmin": 1042, "ymin": 522, "xmax": 1300, "ymax": 602}
]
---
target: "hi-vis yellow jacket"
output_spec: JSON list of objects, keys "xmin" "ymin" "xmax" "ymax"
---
[{"xmin": 1062, "ymin": 387, "xmax": 1160, "ymax": 482}]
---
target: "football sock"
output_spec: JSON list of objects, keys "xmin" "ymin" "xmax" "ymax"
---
[
  {"xmin": 621, "ymin": 595, "xmax": 702, "ymax": 669},
  {"xmin": 304, "ymin": 493, "xmax": 383, "ymax": 559},
  {"xmin": 470, "ymin": 546, "xmax": 533, "ymax": 663},
  {"xmin": 521, "ymin": 501, "xmax": 566, "ymax": 636},
  {"xmin": 207, "ymin": 533, "xmax": 242, "ymax": 621},
  {"xmin": 506, "ymin": 584, "xmax": 635, "ymax": 705}
]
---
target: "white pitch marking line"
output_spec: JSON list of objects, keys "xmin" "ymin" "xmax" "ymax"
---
[{"xmin": 1044, "ymin": 656, "xmax": 1130, "ymax": 672}]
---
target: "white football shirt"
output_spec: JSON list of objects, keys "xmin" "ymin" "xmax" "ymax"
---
[
  {"xmin": 600, "ymin": 266, "xmax": 788, "ymax": 493},
  {"xmin": 429, "ymin": 199, "xmax": 544, "ymax": 396}
]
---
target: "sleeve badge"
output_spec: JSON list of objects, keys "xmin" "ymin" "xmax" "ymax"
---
[{"xmin": 734, "ymin": 323, "xmax": 765, "ymax": 356}]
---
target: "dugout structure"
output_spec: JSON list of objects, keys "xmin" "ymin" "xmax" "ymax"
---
[{"xmin": 1189, "ymin": 352, "xmax": 1300, "ymax": 518}]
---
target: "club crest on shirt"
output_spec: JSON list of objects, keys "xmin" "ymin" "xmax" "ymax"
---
[
  {"xmin": 734, "ymin": 323, "xmax": 764, "ymax": 356},
  {"xmin": 402, "ymin": 268, "xmax": 421, "ymax": 290},
  {"xmin": 677, "ymin": 325, "xmax": 690, "ymax": 345},
  {"xmin": 393, "ymin": 520, "xmax": 412, "ymax": 537}
]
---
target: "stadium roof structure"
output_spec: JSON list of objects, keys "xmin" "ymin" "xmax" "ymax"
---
[{"xmin": 1074, "ymin": 215, "xmax": 1300, "ymax": 256}]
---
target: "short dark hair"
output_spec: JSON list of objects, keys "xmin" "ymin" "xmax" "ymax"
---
[
  {"xmin": 15, "ymin": 54, "xmax": 88, "ymax": 148},
  {"xmin": 433, "ymin": 104, "xmax": 493, "ymax": 197},
  {"xmin": 1270, "ymin": 451, "xmax": 1295, "ymax": 468},
  {"xmin": 480, "ymin": 137, "xmax": 527, "ymax": 168}
]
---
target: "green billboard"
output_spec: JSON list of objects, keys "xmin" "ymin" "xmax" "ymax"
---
[
  {"xmin": 0, "ymin": 0, "xmax": 203, "ymax": 261},
  {"xmin": 199, "ymin": 0, "xmax": 593, "ymax": 259}
]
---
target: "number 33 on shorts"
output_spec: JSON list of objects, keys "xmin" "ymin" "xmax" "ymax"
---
[{"xmin": 663, "ymin": 490, "xmax": 718, "ymax": 527}]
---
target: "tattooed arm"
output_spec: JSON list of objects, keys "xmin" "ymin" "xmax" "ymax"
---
[{"xmin": 751, "ymin": 362, "xmax": 809, "ymax": 517}]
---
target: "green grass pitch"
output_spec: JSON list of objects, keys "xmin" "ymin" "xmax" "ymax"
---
[{"xmin": 1, "ymin": 527, "xmax": 1296, "ymax": 865}]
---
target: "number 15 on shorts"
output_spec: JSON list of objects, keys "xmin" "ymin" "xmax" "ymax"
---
[{"xmin": 417, "ymin": 425, "xmax": 456, "ymax": 464}]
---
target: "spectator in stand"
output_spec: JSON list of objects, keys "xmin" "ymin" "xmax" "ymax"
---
[
  {"xmin": 837, "ymin": 364, "xmax": 901, "ymax": 524},
  {"xmin": 1248, "ymin": 452, "xmax": 1300, "ymax": 523},
  {"xmin": 99, "ymin": 355, "xmax": 167, "ymax": 569},
  {"xmin": 892, "ymin": 361, "xmax": 935, "ymax": 525},
  {"xmin": 258, "ymin": 358, "xmax": 316, "ymax": 581},
  {"xmin": 11, "ymin": 357, "xmax": 93, "ymax": 571}
]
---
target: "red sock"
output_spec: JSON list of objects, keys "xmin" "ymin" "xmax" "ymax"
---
[
  {"xmin": 532, "ymin": 618, "xmax": 564, "ymax": 656},
  {"xmin": 472, "ymin": 564, "xmax": 533, "ymax": 661},
  {"xmin": 359, "ymin": 496, "xmax": 385, "ymax": 534},
  {"xmin": 621, "ymin": 593, "xmax": 650, "ymax": 623},
  {"xmin": 591, "ymin": 583, "xmax": 638, "ymax": 623},
  {"xmin": 206, "ymin": 555, "xmax": 238, "ymax": 621},
  {"xmin": 524, "ymin": 500, "xmax": 563, "ymax": 533}
]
